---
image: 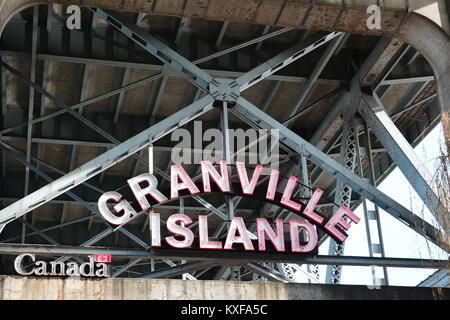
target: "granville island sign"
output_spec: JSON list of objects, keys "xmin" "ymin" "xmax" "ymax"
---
[{"xmin": 98, "ymin": 160, "xmax": 361, "ymax": 253}]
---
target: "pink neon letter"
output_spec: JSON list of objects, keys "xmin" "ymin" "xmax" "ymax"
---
[
  {"xmin": 127, "ymin": 173, "xmax": 168, "ymax": 211},
  {"xmin": 302, "ymin": 188, "xmax": 324, "ymax": 224},
  {"xmin": 98, "ymin": 191, "xmax": 137, "ymax": 225},
  {"xmin": 170, "ymin": 164, "xmax": 200, "ymax": 199},
  {"xmin": 235, "ymin": 162, "xmax": 262, "ymax": 195},
  {"xmin": 224, "ymin": 217, "xmax": 254, "ymax": 251},
  {"xmin": 290, "ymin": 220, "xmax": 318, "ymax": 253},
  {"xmin": 150, "ymin": 212, "xmax": 161, "ymax": 247},
  {"xmin": 265, "ymin": 169, "xmax": 279, "ymax": 201},
  {"xmin": 324, "ymin": 205, "xmax": 360, "ymax": 242},
  {"xmin": 280, "ymin": 176, "xmax": 301, "ymax": 211},
  {"xmin": 201, "ymin": 160, "xmax": 230, "ymax": 193},
  {"xmin": 198, "ymin": 215, "xmax": 222, "ymax": 249},
  {"xmin": 256, "ymin": 218, "xmax": 285, "ymax": 251},
  {"xmin": 165, "ymin": 214, "xmax": 194, "ymax": 248}
]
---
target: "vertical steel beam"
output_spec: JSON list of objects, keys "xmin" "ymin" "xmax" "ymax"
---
[
  {"xmin": 325, "ymin": 114, "xmax": 359, "ymax": 284},
  {"xmin": 0, "ymin": 57, "xmax": 6, "ymax": 117},
  {"xmin": 61, "ymin": 64, "xmax": 91, "ymax": 225},
  {"xmin": 255, "ymin": 25, "xmax": 270, "ymax": 52},
  {"xmin": 0, "ymin": 55, "xmax": 7, "ymax": 180},
  {"xmin": 175, "ymin": 17, "xmax": 190, "ymax": 44},
  {"xmin": 230, "ymin": 266, "xmax": 241, "ymax": 281},
  {"xmin": 259, "ymin": 81, "xmax": 281, "ymax": 113},
  {"xmin": 215, "ymin": 21, "xmax": 229, "ymax": 48},
  {"xmin": 221, "ymin": 101, "xmax": 234, "ymax": 227},
  {"xmin": 361, "ymin": 121, "xmax": 389, "ymax": 285},
  {"xmin": 36, "ymin": 59, "xmax": 50, "ymax": 181},
  {"xmin": 148, "ymin": 65, "xmax": 169, "ymax": 125},
  {"xmin": 22, "ymin": 6, "xmax": 39, "ymax": 241},
  {"xmin": 24, "ymin": 6, "xmax": 39, "ymax": 197},
  {"xmin": 113, "ymin": 68, "xmax": 130, "ymax": 123}
]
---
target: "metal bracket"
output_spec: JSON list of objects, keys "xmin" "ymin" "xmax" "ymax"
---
[{"xmin": 209, "ymin": 78, "xmax": 240, "ymax": 102}]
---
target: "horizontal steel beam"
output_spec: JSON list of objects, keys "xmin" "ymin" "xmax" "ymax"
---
[
  {"xmin": 0, "ymin": 197, "xmax": 259, "ymax": 215},
  {"xmin": 0, "ymin": 50, "xmax": 344, "ymax": 86},
  {"xmin": 380, "ymin": 76, "xmax": 434, "ymax": 85},
  {"xmin": 0, "ymin": 243, "xmax": 447, "ymax": 269},
  {"xmin": 139, "ymin": 261, "xmax": 221, "ymax": 279},
  {"xmin": 0, "ymin": 136, "xmax": 290, "ymax": 160}
]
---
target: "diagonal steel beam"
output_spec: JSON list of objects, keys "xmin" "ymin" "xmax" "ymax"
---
[
  {"xmin": 0, "ymin": 25, "xmax": 312, "ymax": 139},
  {"xmin": 2, "ymin": 216, "xmax": 92, "ymax": 243},
  {"xmin": 24, "ymin": 6, "xmax": 39, "ymax": 197},
  {"xmin": 391, "ymin": 93, "xmax": 437, "ymax": 120},
  {"xmin": 359, "ymin": 93, "xmax": 449, "ymax": 230},
  {"xmin": 0, "ymin": 71, "xmax": 166, "ymax": 136},
  {"xmin": 0, "ymin": 141, "xmax": 104, "ymax": 222},
  {"xmin": 2, "ymin": 59, "xmax": 222, "ymax": 225},
  {"xmin": 113, "ymin": 68, "xmax": 131, "ymax": 123},
  {"xmin": 234, "ymin": 31, "xmax": 343, "ymax": 91},
  {"xmin": 258, "ymin": 81, "xmax": 281, "ymax": 113},
  {"xmin": 4, "ymin": 119, "xmax": 221, "ymax": 275},
  {"xmin": 174, "ymin": 17, "xmax": 190, "ymax": 44},
  {"xmin": 92, "ymin": 8, "xmax": 213, "ymax": 92},
  {"xmin": 285, "ymin": 33, "xmax": 347, "ymax": 121},
  {"xmin": 243, "ymin": 263, "xmax": 294, "ymax": 283},
  {"xmin": 112, "ymin": 258, "xmax": 144, "ymax": 277},
  {"xmin": 148, "ymin": 65, "xmax": 169, "ymax": 125},
  {"xmin": 0, "ymin": 94, "xmax": 215, "ymax": 225},
  {"xmin": 61, "ymin": 63, "xmax": 92, "ymax": 224},
  {"xmin": 233, "ymin": 97, "xmax": 450, "ymax": 252},
  {"xmin": 195, "ymin": 27, "xmax": 294, "ymax": 65},
  {"xmin": 0, "ymin": 61, "xmax": 183, "ymax": 202},
  {"xmin": 19, "ymin": 218, "xmax": 84, "ymax": 265}
]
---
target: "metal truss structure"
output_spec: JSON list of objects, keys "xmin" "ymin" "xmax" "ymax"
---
[{"xmin": 0, "ymin": 4, "xmax": 448, "ymax": 284}]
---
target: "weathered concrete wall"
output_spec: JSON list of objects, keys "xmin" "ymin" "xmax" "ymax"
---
[
  {"xmin": 0, "ymin": 276, "xmax": 448, "ymax": 300},
  {"xmin": 1, "ymin": 0, "xmax": 449, "ymax": 37}
]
